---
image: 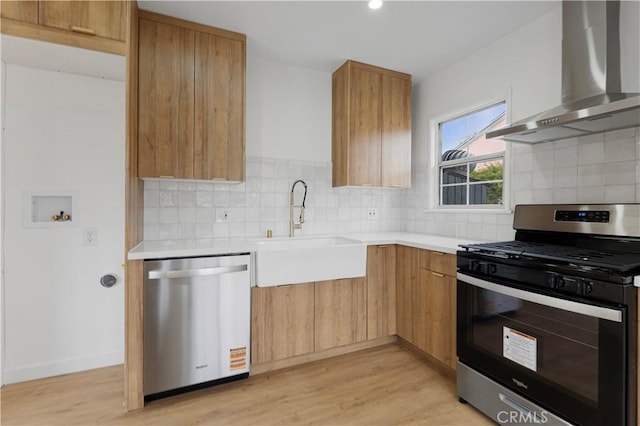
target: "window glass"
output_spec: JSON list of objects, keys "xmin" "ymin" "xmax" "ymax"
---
[{"xmin": 438, "ymin": 102, "xmax": 506, "ymax": 207}]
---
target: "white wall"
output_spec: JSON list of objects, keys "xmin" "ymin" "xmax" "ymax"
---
[
  {"xmin": 2, "ymin": 63, "xmax": 125, "ymax": 384},
  {"xmin": 246, "ymin": 52, "xmax": 331, "ymax": 162},
  {"xmin": 413, "ymin": 5, "xmax": 562, "ymax": 167},
  {"xmin": 406, "ymin": 5, "xmax": 640, "ymax": 241}
]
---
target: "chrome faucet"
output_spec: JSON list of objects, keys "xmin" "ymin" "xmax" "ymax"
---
[{"xmin": 289, "ymin": 179, "xmax": 308, "ymax": 237}]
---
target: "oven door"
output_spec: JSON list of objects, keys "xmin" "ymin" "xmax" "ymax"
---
[{"xmin": 457, "ymin": 272, "xmax": 629, "ymax": 426}]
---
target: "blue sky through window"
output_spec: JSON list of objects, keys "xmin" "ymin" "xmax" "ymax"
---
[{"xmin": 440, "ymin": 103, "xmax": 505, "ymax": 154}]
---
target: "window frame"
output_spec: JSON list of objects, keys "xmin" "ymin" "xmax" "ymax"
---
[{"xmin": 428, "ymin": 97, "xmax": 511, "ymax": 212}]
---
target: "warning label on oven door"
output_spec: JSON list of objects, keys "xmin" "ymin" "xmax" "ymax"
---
[{"xmin": 503, "ymin": 327, "xmax": 537, "ymax": 372}]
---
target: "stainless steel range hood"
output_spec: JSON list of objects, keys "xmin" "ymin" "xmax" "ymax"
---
[{"xmin": 487, "ymin": 1, "xmax": 640, "ymax": 144}]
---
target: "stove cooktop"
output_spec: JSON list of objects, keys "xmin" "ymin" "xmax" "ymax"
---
[{"xmin": 460, "ymin": 240, "xmax": 640, "ymax": 274}]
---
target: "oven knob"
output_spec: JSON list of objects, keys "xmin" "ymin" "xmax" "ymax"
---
[
  {"xmin": 547, "ymin": 274, "xmax": 565, "ymax": 289},
  {"xmin": 469, "ymin": 261, "xmax": 496, "ymax": 275},
  {"xmin": 578, "ymin": 280, "xmax": 593, "ymax": 295}
]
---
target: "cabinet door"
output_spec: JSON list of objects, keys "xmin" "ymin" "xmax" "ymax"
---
[
  {"xmin": 366, "ymin": 245, "xmax": 397, "ymax": 339},
  {"xmin": 251, "ymin": 284, "xmax": 315, "ymax": 364},
  {"xmin": 1, "ymin": 1, "xmax": 38, "ymax": 23},
  {"xmin": 39, "ymin": 1, "xmax": 127, "ymax": 41},
  {"xmin": 138, "ymin": 19, "xmax": 195, "ymax": 179},
  {"xmin": 315, "ymin": 278, "xmax": 366, "ymax": 351},
  {"xmin": 381, "ymin": 74, "xmax": 411, "ymax": 188},
  {"xmin": 418, "ymin": 270, "xmax": 456, "ymax": 368},
  {"xmin": 195, "ymin": 32, "xmax": 245, "ymax": 181},
  {"xmin": 396, "ymin": 246, "xmax": 421, "ymax": 343},
  {"xmin": 349, "ymin": 66, "xmax": 381, "ymax": 186}
]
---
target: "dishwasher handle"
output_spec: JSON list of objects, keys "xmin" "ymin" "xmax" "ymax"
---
[{"xmin": 148, "ymin": 264, "xmax": 248, "ymax": 280}]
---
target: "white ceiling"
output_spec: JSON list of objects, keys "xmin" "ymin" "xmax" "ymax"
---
[{"xmin": 139, "ymin": 0, "xmax": 560, "ymax": 83}]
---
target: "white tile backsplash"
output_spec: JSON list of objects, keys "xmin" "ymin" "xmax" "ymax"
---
[
  {"xmin": 143, "ymin": 127, "xmax": 640, "ymax": 242},
  {"xmin": 143, "ymin": 157, "xmax": 406, "ymax": 240},
  {"xmin": 403, "ymin": 126, "xmax": 640, "ymax": 241}
]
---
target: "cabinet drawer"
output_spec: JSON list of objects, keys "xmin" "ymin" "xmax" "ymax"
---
[{"xmin": 422, "ymin": 250, "xmax": 456, "ymax": 275}]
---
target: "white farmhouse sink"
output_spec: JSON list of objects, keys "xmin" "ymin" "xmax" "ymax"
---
[{"xmin": 252, "ymin": 236, "xmax": 366, "ymax": 287}]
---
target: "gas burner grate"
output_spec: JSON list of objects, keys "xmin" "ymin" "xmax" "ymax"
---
[{"xmin": 461, "ymin": 240, "xmax": 640, "ymax": 273}]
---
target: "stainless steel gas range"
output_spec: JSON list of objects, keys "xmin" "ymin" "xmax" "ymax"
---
[{"xmin": 456, "ymin": 204, "xmax": 640, "ymax": 426}]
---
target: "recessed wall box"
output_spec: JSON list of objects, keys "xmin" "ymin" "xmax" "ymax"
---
[{"xmin": 31, "ymin": 195, "xmax": 73, "ymax": 223}]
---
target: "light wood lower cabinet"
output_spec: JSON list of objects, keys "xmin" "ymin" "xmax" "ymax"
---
[
  {"xmin": 417, "ymin": 269, "xmax": 456, "ymax": 369},
  {"xmin": 251, "ymin": 246, "xmax": 457, "ymax": 373},
  {"xmin": 367, "ymin": 245, "xmax": 397, "ymax": 339},
  {"xmin": 398, "ymin": 247, "xmax": 457, "ymax": 371},
  {"xmin": 315, "ymin": 278, "xmax": 367, "ymax": 351},
  {"xmin": 251, "ymin": 283, "xmax": 315, "ymax": 364},
  {"xmin": 396, "ymin": 245, "xmax": 421, "ymax": 343}
]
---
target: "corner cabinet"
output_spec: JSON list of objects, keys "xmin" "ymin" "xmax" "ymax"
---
[
  {"xmin": 137, "ymin": 11, "xmax": 245, "ymax": 181},
  {"xmin": 366, "ymin": 245, "xmax": 397, "ymax": 340},
  {"xmin": 332, "ymin": 60, "xmax": 411, "ymax": 188},
  {"xmin": 397, "ymin": 246, "xmax": 457, "ymax": 372}
]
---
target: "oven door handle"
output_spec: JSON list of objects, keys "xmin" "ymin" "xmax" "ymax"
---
[{"xmin": 457, "ymin": 273, "xmax": 622, "ymax": 322}]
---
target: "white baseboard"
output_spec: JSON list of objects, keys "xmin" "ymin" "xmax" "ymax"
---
[{"xmin": 2, "ymin": 351, "xmax": 123, "ymax": 384}]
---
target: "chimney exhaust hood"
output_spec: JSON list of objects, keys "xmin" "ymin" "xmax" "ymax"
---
[{"xmin": 487, "ymin": 1, "xmax": 640, "ymax": 144}]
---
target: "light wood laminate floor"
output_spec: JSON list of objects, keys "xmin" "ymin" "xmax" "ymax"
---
[{"xmin": 1, "ymin": 344, "xmax": 492, "ymax": 425}]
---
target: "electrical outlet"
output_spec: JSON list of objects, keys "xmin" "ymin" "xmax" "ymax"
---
[
  {"xmin": 83, "ymin": 228, "xmax": 98, "ymax": 246},
  {"xmin": 216, "ymin": 210, "xmax": 230, "ymax": 222},
  {"xmin": 367, "ymin": 208, "xmax": 378, "ymax": 220}
]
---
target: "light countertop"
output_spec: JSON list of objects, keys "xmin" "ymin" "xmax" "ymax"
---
[{"xmin": 128, "ymin": 232, "xmax": 485, "ymax": 260}]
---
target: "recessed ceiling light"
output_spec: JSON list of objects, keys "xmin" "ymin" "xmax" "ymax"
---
[{"xmin": 368, "ymin": 0, "xmax": 383, "ymax": 10}]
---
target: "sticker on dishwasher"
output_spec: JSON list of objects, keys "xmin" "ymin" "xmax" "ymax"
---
[
  {"xmin": 229, "ymin": 347, "xmax": 247, "ymax": 371},
  {"xmin": 503, "ymin": 327, "xmax": 537, "ymax": 372}
]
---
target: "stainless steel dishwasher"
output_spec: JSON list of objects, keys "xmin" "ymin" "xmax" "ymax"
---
[{"xmin": 143, "ymin": 253, "xmax": 251, "ymax": 401}]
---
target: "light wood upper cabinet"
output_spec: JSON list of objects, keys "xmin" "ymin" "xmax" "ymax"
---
[
  {"xmin": 1, "ymin": 1, "xmax": 38, "ymax": 24},
  {"xmin": 0, "ymin": 0, "xmax": 127, "ymax": 55},
  {"xmin": 381, "ymin": 74, "xmax": 412, "ymax": 188},
  {"xmin": 251, "ymin": 284, "xmax": 315, "ymax": 364},
  {"xmin": 332, "ymin": 60, "xmax": 412, "ymax": 188},
  {"xmin": 366, "ymin": 245, "xmax": 397, "ymax": 340},
  {"xmin": 348, "ymin": 67, "xmax": 381, "ymax": 187},
  {"xmin": 138, "ymin": 18, "xmax": 195, "ymax": 179},
  {"xmin": 315, "ymin": 278, "xmax": 367, "ymax": 351},
  {"xmin": 194, "ymin": 32, "xmax": 245, "ymax": 181},
  {"xmin": 137, "ymin": 11, "xmax": 246, "ymax": 181},
  {"xmin": 39, "ymin": 1, "xmax": 127, "ymax": 41}
]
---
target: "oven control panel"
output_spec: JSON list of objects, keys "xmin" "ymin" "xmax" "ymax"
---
[
  {"xmin": 554, "ymin": 210, "xmax": 610, "ymax": 223},
  {"xmin": 546, "ymin": 273, "xmax": 594, "ymax": 296},
  {"xmin": 457, "ymin": 253, "xmax": 630, "ymax": 304}
]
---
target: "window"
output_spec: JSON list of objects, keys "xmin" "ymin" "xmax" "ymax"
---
[{"xmin": 438, "ymin": 102, "xmax": 506, "ymax": 207}]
